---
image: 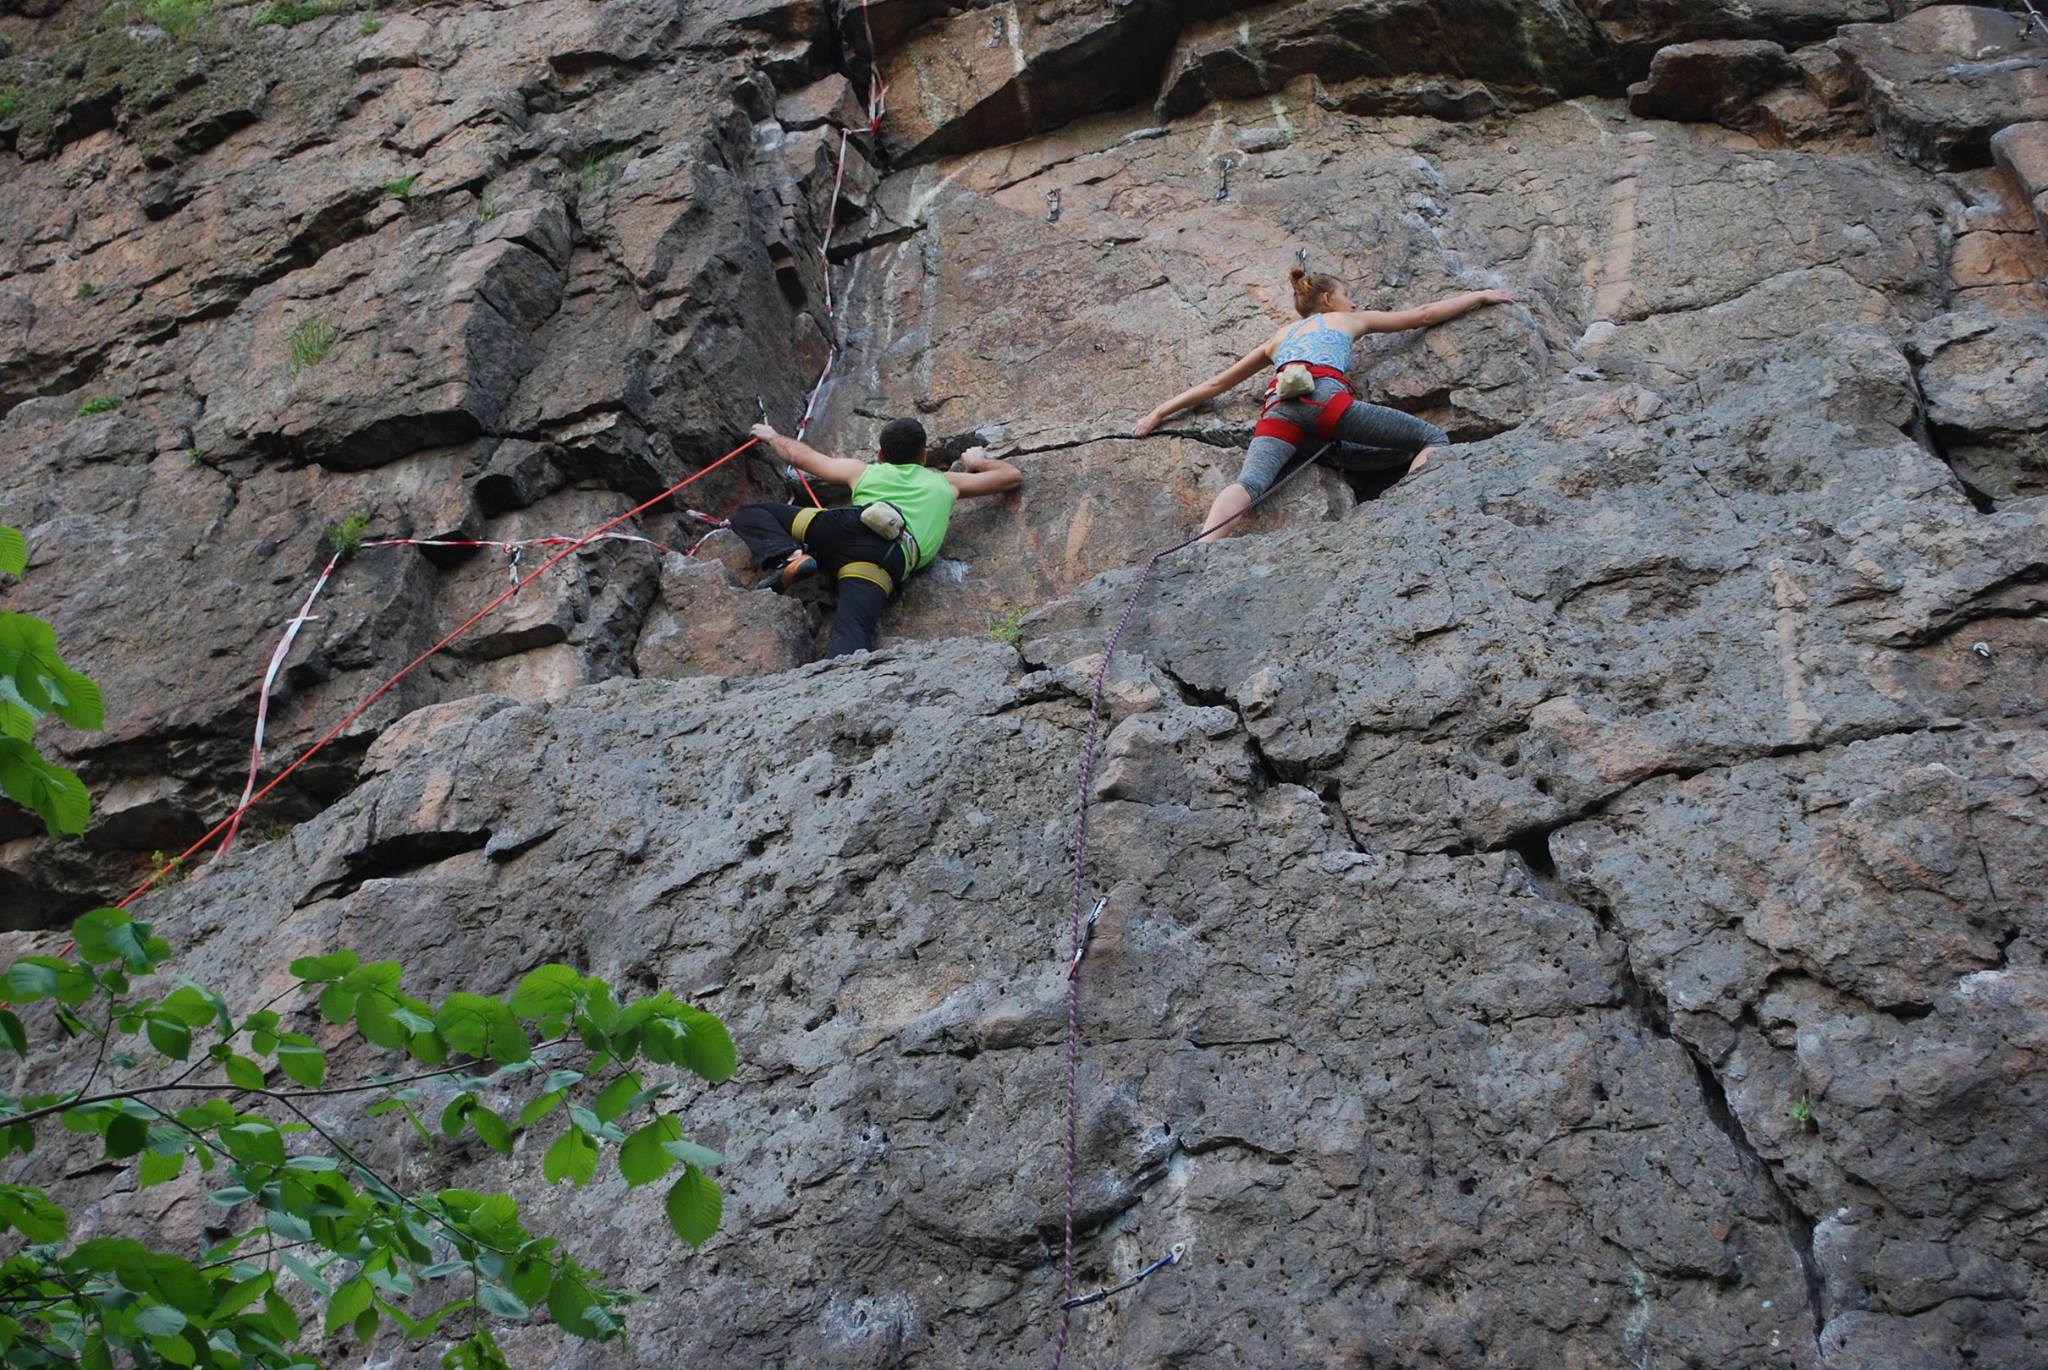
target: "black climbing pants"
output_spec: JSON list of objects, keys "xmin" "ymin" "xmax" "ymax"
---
[{"xmin": 728, "ymin": 503, "xmax": 911, "ymax": 659}]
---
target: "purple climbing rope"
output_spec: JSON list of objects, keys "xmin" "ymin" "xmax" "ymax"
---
[{"xmin": 1050, "ymin": 443, "xmax": 1338, "ymax": 1368}]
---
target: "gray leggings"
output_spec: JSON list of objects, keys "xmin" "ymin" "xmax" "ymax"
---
[{"xmin": 1238, "ymin": 377, "xmax": 1449, "ymax": 499}]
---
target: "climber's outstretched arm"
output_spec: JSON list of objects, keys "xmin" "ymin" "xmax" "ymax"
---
[
  {"xmin": 750, "ymin": 423, "xmax": 868, "ymax": 486},
  {"xmin": 945, "ymin": 447, "xmax": 1023, "ymax": 498},
  {"xmin": 1343, "ymin": 289, "xmax": 1514, "ymax": 336},
  {"xmin": 1132, "ymin": 344, "xmax": 1274, "ymax": 437}
]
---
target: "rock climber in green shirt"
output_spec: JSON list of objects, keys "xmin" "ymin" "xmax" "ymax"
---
[{"xmin": 734, "ymin": 418, "xmax": 1023, "ymax": 657}]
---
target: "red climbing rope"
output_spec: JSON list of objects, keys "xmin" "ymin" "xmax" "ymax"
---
[
  {"xmin": 114, "ymin": 438, "xmax": 759, "ymax": 912},
  {"xmin": 1050, "ymin": 445, "xmax": 1335, "ymax": 1368}
]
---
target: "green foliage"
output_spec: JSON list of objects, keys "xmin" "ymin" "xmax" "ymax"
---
[
  {"xmin": 382, "ymin": 172, "xmax": 418, "ymax": 202},
  {"xmin": 985, "ymin": 606, "xmax": 1028, "ymax": 646},
  {"xmin": 0, "ymin": 908, "xmax": 735, "ymax": 1363},
  {"xmin": 1789, "ymin": 1096, "xmax": 1815, "ymax": 1131},
  {"xmin": 0, "ymin": 526, "xmax": 103, "ymax": 838},
  {"xmin": 0, "ymin": 92, "xmax": 17, "ymax": 124},
  {"xmin": 324, "ymin": 510, "xmax": 370, "ymax": 559},
  {"xmin": 75, "ymin": 395, "xmax": 122, "ymax": 418},
  {"xmin": 578, "ymin": 150, "xmax": 624, "ymax": 198},
  {"xmin": 476, "ymin": 191, "xmax": 502, "ymax": 224},
  {"xmin": 287, "ymin": 316, "xmax": 335, "ymax": 375},
  {"xmin": 147, "ymin": 850, "xmax": 187, "ymax": 886},
  {"xmin": 186, "ymin": 445, "xmax": 208, "ymax": 465},
  {"xmin": 250, "ymin": 1, "xmax": 327, "ymax": 27},
  {"xmin": 142, "ymin": 0, "xmax": 213, "ymax": 41},
  {"xmin": 73, "ymin": 282, "xmax": 96, "ymax": 301},
  {"xmin": 358, "ymin": 3, "xmax": 379, "ymax": 36}
]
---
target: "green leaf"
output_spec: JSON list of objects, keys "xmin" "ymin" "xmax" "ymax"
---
[
  {"xmin": 275, "ymin": 1033, "xmax": 326, "ymax": 1087},
  {"xmin": 439, "ymin": 1093, "xmax": 477, "ymax": 1137},
  {"xmin": 659, "ymin": 1139, "xmax": 726, "ymax": 1169},
  {"xmin": 318, "ymin": 983, "xmax": 358, "ymax": 1024},
  {"xmin": 664, "ymin": 1164, "xmax": 722, "ymax": 1247},
  {"xmin": 138, "ymin": 1147, "xmax": 187, "ymax": 1189},
  {"xmin": 279, "ymin": 1251, "xmax": 331, "ymax": 1299},
  {"xmin": 0, "ymin": 1184, "xmax": 68, "ymax": 1241},
  {"xmin": 437, "ymin": 993, "xmax": 532, "ymax": 1065},
  {"xmin": 266, "ymin": 1206, "xmax": 314, "ymax": 1243},
  {"xmin": 49, "ymin": 666, "xmax": 102, "ymax": 732},
  {"xmin": 2, "ymin": 958, "xmax": 58, "ymax": 1001},
  {"xmin": 223, "ymin": 1054, "xmax": 266, "ymax": 1091},
  {"xmin": 105, "ymin": 1113, "xmax": 148, "ymax": 1159},
  {"xmin": 618, "ymin": 1115, "xmax": 680, "ymax": 1187},
  {"xmin": 207, "ymin": 1185, "xmax": 254, "ymax": 1206},
  {"xmin": 212, "ymin": 1269, "xmax": 274, "ymax": 1320},
  {"xmin": 509, "ymin": 964, "xmax": 581, "ymax": 1021},
  {"xmin": 0, "ymin": 737, "xmax": 89, "ymax": 834},
  {"xmin": 326, "ymin": 1275, "xmax": 373, "ymax": 1334},
  {"xmin": 0, "ymin": 1009, "xmax": 25, "ymax": 1056},
  {"xmin": 0, "ymin": 525, "xmax": 25, "ymax": 578},
  {"xmin": 469, "ymin": 1105, "xmax": 512, "ymax": 1156},
  {"xmin": 159, "ymin": 984, "xmax": 218, "ymax": 1027},
  {"xmin": 72, "ymin": 908, "xmax": 158, "ymax": 971},
  {"xmin": 591, "ymin": 1072, "xmax": 641, "ymax": 1124},
  {"xmin": 134, "ymin": 1303, "xmax": 186, "ymax": 1337},
  {"xmin": 476, "ymin": 1281, "xmax": 530, "ymax": 1321},
  {"xmin": 513, "ymin": 1090, "xmax": 565, "ymax": 1130},
  {"xmin": 223, "ymin": 1122, "xmax": 285, "ymax": 1167},
  {"xmin": 676, "ymin": 1006, "xmax": 737, "ymax": 1083},
  {"xmin": 542, "ymin": 1126, "xmax": 597, "ymax": 1187},
  {"xmin": 546, "ymin": 1268, "xmax": 618, "ymax": 1341},
  {"xmin": 289, "ymin": 949, "xmax": 359, "ymax": 983},
  {"xmin": 145, "ymin": 1011, "xmax": 193, "ymax": 1061}
]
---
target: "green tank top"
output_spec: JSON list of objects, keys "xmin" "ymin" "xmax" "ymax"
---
[{"xmin": 853, "ymin": 462, "xmax": 956, "ymax": 570}]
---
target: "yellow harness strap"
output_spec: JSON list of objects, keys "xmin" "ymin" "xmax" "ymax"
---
[
  {"xmin": 791, "ymin": 507, "xmax": 821, "ymax": 541},
  {"xmin": 838, "ymin": 560, "xmax": 896, "ymax": 595}
]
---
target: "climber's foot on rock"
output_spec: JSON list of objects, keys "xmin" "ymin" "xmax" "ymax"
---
[{"xmin": 758, "ymin": 552, "xmax": 817, "ymax": 593}]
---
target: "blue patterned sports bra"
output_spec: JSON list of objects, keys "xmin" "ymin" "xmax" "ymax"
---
[{"xmin": 1273, "ymin": 314, "xmax": 1353, "ymax": 371}]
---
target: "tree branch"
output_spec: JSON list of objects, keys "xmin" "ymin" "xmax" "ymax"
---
[{"xmin": 0, "ymin": 1038, "xmax": 574, "ymax": 1129}]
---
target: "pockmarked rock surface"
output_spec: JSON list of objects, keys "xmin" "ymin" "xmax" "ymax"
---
[{"xmin": 2, "ymin": 0, "xmax": 2047, "ymax": 1366}]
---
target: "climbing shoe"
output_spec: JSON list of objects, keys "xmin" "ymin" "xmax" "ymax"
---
[
  {"xmin": 758, "ymin": 553, "xmax": 818, "ymax": 593},
  {"xmin": 859, "ymin": 501, "xmax": 906, "ymax": 542},
  {"xmin": 1273, "ymin": 363, "xmax": 1315, "ymax": 400}
]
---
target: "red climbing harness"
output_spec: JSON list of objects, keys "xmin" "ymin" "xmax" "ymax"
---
[{"xmin": 1252, "ymin": 363, "xmax": 1354, "ymax": 446}]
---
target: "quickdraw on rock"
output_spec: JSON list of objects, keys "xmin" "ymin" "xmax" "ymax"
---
[{"xmin": 1061, "ymin": 1243, "xmax": 1187, "ymax": 1311}]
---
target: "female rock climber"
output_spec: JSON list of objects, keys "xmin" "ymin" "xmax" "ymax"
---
[{"xmin": 1132, "ymin": 265, "xmax": 1514, "ymax": 541}]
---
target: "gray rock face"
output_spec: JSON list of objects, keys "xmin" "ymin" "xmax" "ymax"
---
[
  {"xmin": 1993, "ymin": 119, "xmax": 2048, "ymax": 229},
  {"xmin": 1627, "ymin": 39, "xmax": 1801, "ymax": 123},
  {"xmin": 2, "ymin": 2, "xmax": 2048, "ymax": 1366},
  {"xmin": 1834, "ymin": 5, "xmax": 2048, "ymax": 169},
  {"xmin": 1912, "ymin": 312, "xmax": 2048, "ymax": 502}
]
